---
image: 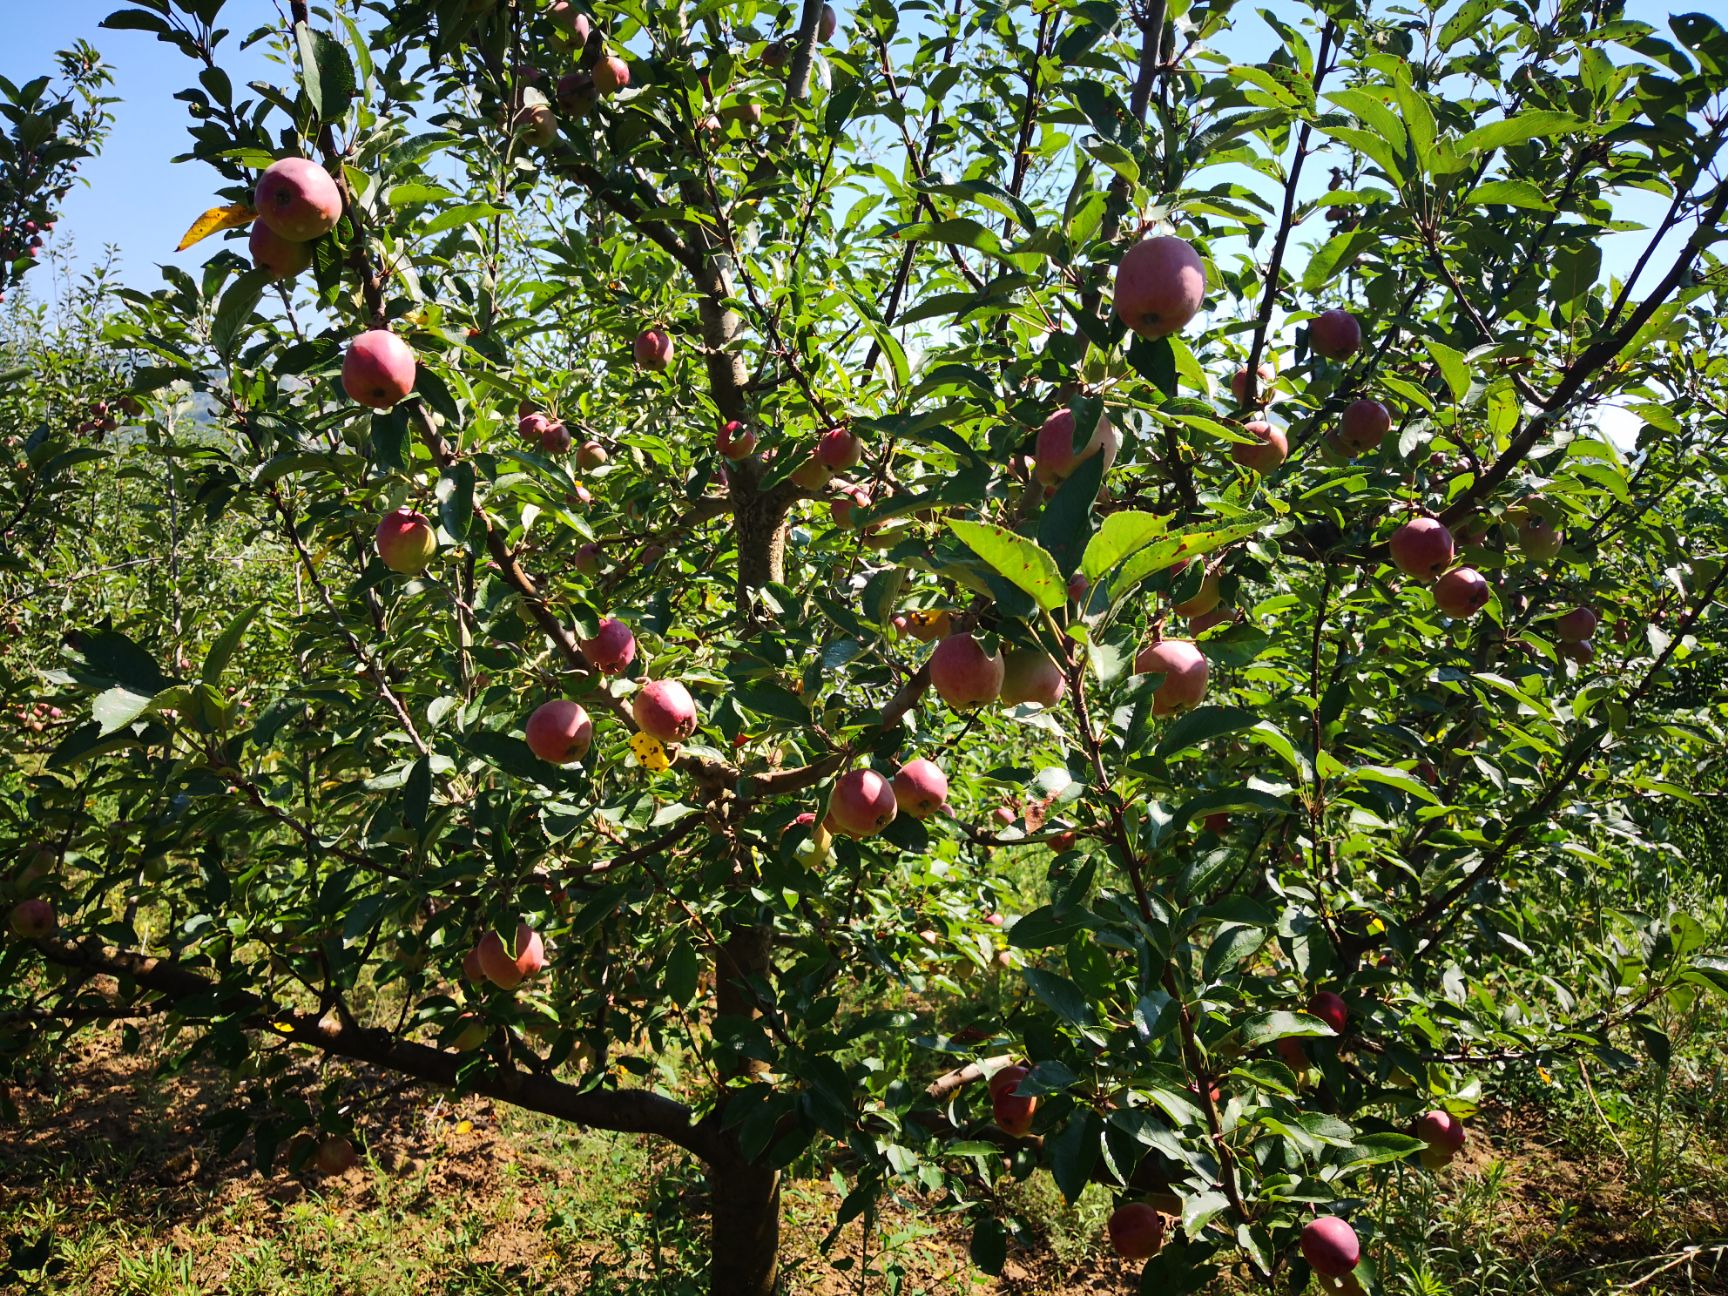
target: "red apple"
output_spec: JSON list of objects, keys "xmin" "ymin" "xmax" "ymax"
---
[
  {"xmin": 928, "ymin": 634, "xmax": 1005, "ymax": 709},
  {"xmin": 375, "ymin": 508, "xmax": 437, "ymax": 575},
  {"xmin": 1066, "ymin": 572, "xmax": 1089, "ymax": 603},
  {"xmin": 525, "ymin": 700, "xmax": 593, "ymax": 763},
  {"xmin": 556, "ymin": 72, "xmax": 597, "ymax": 115},
  {"xmin": 632, "ymin": 680, "xmax": 698, "ymax": 742},
  {"xmin": 1434, "ymin": 566, "xmax": 1490, "ymax": 618},
  {"xmin": 461, "ymin": 946, "xmax": 485, "ymax": 982},
  {"xmin": 1551, "ymin": 606, "xmax": 1597, "ymax": 641},
  {"xmin": 828, "ymin": 768, "xmax": 899, "ymax": 837},
  {"xmin": 250, "ymin": 221, "xmax": 313, "ymax": 280},
  {"xmin": 830, "ymin": 486, "xmax": 870, "ymax": 529},
  {"xmin": 254, "ymin": 157, "xmax": 342, "ymax": 242},
  {"xmin": 998, "ymin": 648, "xmax": 1065, "ymax": 707},
  {"xmin": 1230, "ymin": 362, "xmax": 1276, "ymax": 406},
  {"xmin": 633, "ymin": 326, "xmax": 672, "ymax": 369},
  {"xmin": 718, "ymin": 420, "xmax": 757, "ymax": 459},
  {"xmin": 1338, "ymin": 399, "xmax": 1390, "ymax": 453},
  {"xmin": 1173, "ymin": 571, "xmax": 1221, "ymax": 618},
  {"xmin": 1388, "ymin": 517, "xmax": 1455, "ymax": 581},
  {"xmin": 1108, "ymin": 1203, "xmax": 1167, "ymax": 1259},
  {"xmin": 574, "ymin": 542, "xmax": 602, "ymax": 576},
  {"xmin": 8, "ymin": 898, "xmax": 54, "ymax": 938},
  {"xmin": 593, "ymin": 53, "xmax": 631, "ymax": 94},
  {"xmin": 1203, "ymin": 812, "xmax": 1231, "ymax": 835},
  {"xmin": 818, "ymin": 3, "xmax": 838, "ymax": 41},
  {"xmin": 549, "ymin": 1, "xmax": 590, "ymax": 42},
  {"xmin": 1300, "ymin": 1216, "xmax": 1360, "ymax": 1278},
  {"xmin": 1307, "ymin": 990, "xmax": 1348, "ymax": 1033},
  {"xmin": 1034, "ymin": 407, "xmax": 1119, "ymax": 485},
  {"xmin": 1415, "ymin": 1109, "xmax": 1466, "ymax": 1169},
  {"xmin": 1114, "ymin": 235, "xmax": 1206, "ymax": 339},
  {"xmin": 993, "ymin": 1088, "xmax": 1036, "ymax": 1136},
  {"xmin": 1231, "ymin": 420, "xmax": 1288, "ymax": 474},
  {"xmin": 577, "ymin": 440, "xmax": 609, "ymax": 469},
  {"xmin": 1310, "ymin": 309, "xmax": 1361, "ymax": 360},
  {"xmin": 477, "ymin": 923, "xmax": 546, "ymax": 990},
  {"xmin": 892, "ymin": 759, "xmax": 948, "ymax": 818},
  {"xmin": 790, "ymin": 454, "xmax": 833, "ymax": 490},
  {"xmin": 315, "ymin": 1135, "xmax": 358, "ymax": 1174},
  {"xmin": 1133, "ymin": 639, "xmax": 1208, "ymax": 715},
  {"xmin": 816, "ymin": 426, "xmax": 862, "ymax": 469},
  {"xmin": 988, "ymin": 1064, "xmax": 1029, "ymax": 1101},
  {"xmin": 1561, "ymin": 637, "xmax": 1595, "ymax": 664},
  {"xmin": 579, "ymin": 618, "xmax": 636, "ymax": 674},
  {"xmin": 343, "ymin": 330, "xmax": 417, "ymax": 408}
]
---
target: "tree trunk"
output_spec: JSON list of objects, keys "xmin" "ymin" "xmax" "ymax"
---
[{"xmin": 709, "ymin": 1150, "xmax": 782, "ymax": 1295}]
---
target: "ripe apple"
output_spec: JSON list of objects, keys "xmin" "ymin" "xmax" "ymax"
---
[
  {"xmin": 993, "ymin": 1087, "xmax": 1037, "ymax": 1136},
  {"xmin": 1415, "ymin": 1109, "xmax": 1466, "ymax": 1169},
  {"xmin": 988, "ymin": 1064, "xmax": 1029, "ymax": 1101},
  {"xmin": 1516, "ymin": 510, "xmax": 1563, "ymax": 562},
  {"xmin": 1230, "ymin": 362, "xmax": 1276, "ymax": 406},
  {"xmin": 576, "ymin": 440, "xmax": 609, "ymax": 470},
  {"xmin": 1307, "ymin": 989, "xmax": 1348, "ymax": 1033},
  {"xmin": 1338, "ymin": 398, "xmax": 1390, "ymax": 453},
  {"xmin": 1133, "ymin": 639, "xmax": 1208, "ymax": 715},
  {"xmin": 998, "ymin": 648, "xmax": 1065, "ymax": 707},
  {"xmin": 632, "ymin": 680, "xmax": 698, "ymax": 742},
  {"xmin": 375, "ymin": 508, "xmax": 437, "ymax": 575},
  {"xmin": 593, "ymin": 53, "xmax": 631, "ymax": 94},
  {"xmin": 1114, "ymin": 235, "xmax": 1206, "ymax": 339},
  {"xmin": 519, "ymin": 411, "xmax": 553, "ymax": 442},
  {"xmin": 816, "ymin": 426, "xmax": 862, "ymax": 469},
  {"xmin": 250, "ymin": 221, "xmax": 313, "ymax": 280},
  {"xmin": 556, "ymin": 72, "xmax": 598, "ymax": 115},
  {"xmin": 1388, "ymin": 516, "xmax": 1455, "ymax": 581},
  {"xmin": 1551, "ymin": 606, "xmax": 1597, "ymax": 641},
  {"xmin": 1066, "ymin": 572, "xmax": 1088, "ymax": 603},
  {"xmin": 549, "ymin": 0, "xmax": 590, "ymax": 42},
  {"xmin": 1231, "ymin": 420, "xmax": 1288, "ymax": 474},
  {"xmin": 1173, "ymin": 571, "xmax": 1221, "ymax": 618},
  {"xmin": 790, "ymin": 454, "xmax": 833, "ymax": 490},
  {"xmin": 717, "ymin": 420, "xmax": 757, "ymax": 459},
  {"xmin": 254, "ymin": 157, "xmax": 342, "ymax": 242},
  {"xmin": 525, "ymin": 700, "xmax": 593, "ymax": 763},
  {"xmin": 477, "ymin": 923, "xmax": 547, "ymax": 989},
  {"xmin": 830, "ymin": 486, "xmax": 870, "ymax": 529},
  {"xmin": 992, "ymin": 805, "xmax": 1015, "ymax": 826},
  {"xmin": 892, "ymin": 759, "xmax": 948, "ymax": 818},
  {"xmin": 1202, "ymin": 812, "xmax": 1231, "ymax": 835},
  {"xmin": 1276, "ymin": 1035, "xmax": 1309, "ymax": 1076},
  {"xmin": 579, "ymin": 618, "xmax": 636, "ymax": 673},
  {"xmin": 762, "ymin": 40, "xmax": 789, "ymax": 68},
  {"xmin": 540, "ymin": 421, "xmax": 573, "ymax": 455},
  {"xmin": 8, "ymin": 898, "xmax": 54, "ymax": 938},
  {"xmin": 1108, "ymin": 1203, "xmax": 1167, "ymax": 1259},
  {"xmin": 1310, "ymin": 308, "xmax": 1362, "ymax": 360},
  {"xmin": 315, "ymin": 1135, "xmax": 358, "ymax": 1174},
  {"xmin": 1034, "ymin": 407, "xmax": 1119, "ymax": 485},
  {"xmin": 461, "ymin": 946, "xmax": 485, "ymax": 982},
  {"xmin": 1300, "ymin": 1216, "xmax": 1360, "ymax": 1278},
  {"xmin": 1434, "ymin": 566, "xmax": 1490, "ymax": 618},
  {"xmin": 818, "ymin": 2, "xmax": 838, "ymax": 41},
  {"xmin": 633, "ymin": 327, "xmax": 672, "ymax": 369},
  {"xmin": 343, "ymin": 330, "xmax": 417, "ymax": 408},
  {"xmin": 928, "ymin": 633, "xmax": 1005, "ymax": 709},
  {"xmin": 513, "ymin": 100, "xmax": 557, "ymax": 145},
  {"xmin": 1561, "ymin": 637, "xmax": 1595, "ymax": 664},
  {"xmin": 450, "ymin": 1013, "xmax": 487, "ymax": 1053},
  {"xmin": 828, "ymin": 768, "xmax": 899, "ymax": 837}
]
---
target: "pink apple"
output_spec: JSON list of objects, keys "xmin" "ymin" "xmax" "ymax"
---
[
  {"xmin": 525, "ymin": 700, "xmax": 593, "ymax": 763},
  {"xmin": 993, "ymin": 1088, "xmax": 1036, "ymax": 1137},
  {"xmin": 828, "ymin": 768, "xmax": 899, "ymax": 837},
  {"xmin": 1338, "ymin": 398, "xmax": 1390, "ymax": 453},
  {"xmin": 1300, "ymin": 1216, "xmax": 1360, "ymax": 1278},
  {"xmin": 249, "ymin": 221, "xmax": 313, "ymax": 280},
  {"xmin": 632, "ymin": 680, "xmax": 697, "ymax": 742},
  {"xmin": 462, "ymin": 946, "xmax": 485, "ymax": 982},
  {"xmin": 1561, "ymin": 637, "xmax": 1595, "ymax": 664},
  {"xmin": 556, "ymin": 72, "xmax": 598, "ymax": 115},
  {"xmin": 540, "ymin": 421, "xmax": 573, "ymax": 454},
  {"xmin": 1310, "ymin": 309, "xmax": 1361, "ymax": 360},
  {"xmin": 477, "ymin": 923, "xmax": 546, "ymax": 989},
  {"xmin": 1133, "ymin": 639, "xmax": 1208, "ymax": 715},
  {"xmin": 1518, "ymin": 512, "xmax": 1563, "ymax": 562},
  {"xmin": 790, "ymin": 454, "xmax": 833, "ymax": 490},
  {"xmin": 254, "ymin": 157, "xmax": 342, "ymax": 242},
  {"xmin": 1067, "ymin": 572, "xmax": 1089, "ymax": 603},
  {"xmin": 1114, "ymin": 235, "xmax": 1206, "ymax": 339},
  {"xmin": 718, "ymin": 420, "xmax": 757, "ymax": 459},
  {"xmin": 520, "ymin": 411, "xmax": 554, "ymax": 442},
  {"xmin": 998, "ymin": 649, "xmax": 1066, "ymax": 707},
  {"xmin": 579, "ymin": 618, "xmax": 636, "ymax": 674},
  {"xmin": 1173, "ymin": 571, "xmax": 1221, "ymax": 618},
  {"xmin": 1230, "ymin": 362, "xmax": 1276, "ymax": 406},
  {"xmin": 577, "ymin": 440, "xmax": 609, "ymax": 469},
  {"xmin": 1388, "ymin": 517, "xmax": 1455, "ymax": 581},
  {"xmin": 342, "ymin": 330, "xmax": 417, "ymax": 408},
  {"xmin": 1108, "ymin": 1202, "xmax": 1166, "ymax": 1259},
  {"xmin": 375, "ymin": 508, "xmax": 437, "ymax": 575},
  {"xmin": 1231, "ymin": 420, "xmax": 1288, "ymax": 474},
  {"xmin": 817, "ymin": 427, "xmax": 862, "ymax": 469},
  {"xmin": 1551, "ymin": 606, "xmax": 1597, "ymax": 641},
  {"xmin": 574, "ymin": 542, "xmax": 603, "ymax": 575},
  {"xmin": 1434, "ymin": 567, "xmax": 1490, "ymax": 618},
  {"xmin": 892, "ymin": 759, "xmax": 948, "ymax": 818},
  {"xmin": 633, "ymin": 328, "xmax": 672, "ymax": 370},
  {"xmin": 1307, "ymin": 990, "xmax": 1348, "ymax": 1033},
  {"xmin": 549, "ymin": 1, "xmax": 590, "ymax": 42},
  {"xmin": 1415, "ymin": 1109, "xmax": 1466, "ymax": 1167},
  {"xmin": 830, "ymin": 486, "xmax": 871, "ymax": 529},
  {"xmin": 594, "ymin": 54, "xmax": 631, "ymax": 94},
  {"xmin": 8, "ymin": 898, "xmax": 54, "ymax": 938},
  {"xmin": 928, "ymin": 633, "xmax": 1005, "ymax": 709},
  {"xmin": 989, "ymin": 1065, "xmax": 1029, "ymax": 1100},
  {"xmin": 1034, "ymin": 408, "xmax": 1119, "ymax": 485}
]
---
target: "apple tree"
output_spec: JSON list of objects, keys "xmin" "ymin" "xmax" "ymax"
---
[{"xmin": 6, "ymin": 0, "xmax": 1728, "ymax": 1292}]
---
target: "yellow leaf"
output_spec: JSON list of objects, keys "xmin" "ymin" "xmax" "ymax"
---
[
  {"xmin": 455, "ymin": 1119, "xmax": 472, "ymax": 1134},
  {"xmin": 629, "ymin": 732, "xmax": 671, "ymax": 772},
  {"xmin": 177, "ymin": 203, "xmax": 257, "ymax": 252}
]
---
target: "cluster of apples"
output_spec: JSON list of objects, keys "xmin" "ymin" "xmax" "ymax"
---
[
  {"xmin": 822, "ymin": 758, "xmax": 948, "ymax": 838},
  {"xmin": 521, "ymin": 617, "xmax": 699, "ymax": 763}
]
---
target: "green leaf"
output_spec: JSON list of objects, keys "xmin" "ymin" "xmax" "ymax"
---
[
  {"xmin": 1081, "ymin": 510, "xmax": 1168, "ymax": 582},
  {"xmin": 437, "ymin": 461, "xmax": 475, "ymax": 540},
  {"xmin": 970, "ymin": 1218, "xmax": 1007, "ymax": 1275},
  {"xmin": 296, "ymin": 22, "xmax": 357, "ymax": 123},
  {"xmin": 211, "ymin": 269, "xmax": 271, "ymax": 359},
  {"xmin": 1463, "ymin": 179, "xmax": 1555, "ymax": 211},
  {"xmin": 403, "ymin": 756, "xmax": 432, "ymax": 832},
  {"xmin": 1425, "ymin": 339, "xmax": 1471, "ymax": 403},
  {"xmin": 1155, "ymin": 705, "xmax": 1259, "ymax": 762},
  {"xmin": 1457, "ymin": 111, "xmax": 1585, "ymax": 155},
  {"xmin": 947, "ymin": 520, "xmax": 1065, "ymax": 610},
  {"xmin": 202, "ymin": 601, "xmax": 263, "ymax": 687},
  {"xmin": 92, "ymin": 686, "xmax": 155, "ymax": 736},
  {"xmin": 1048, "ymin": 1110, "xmax": 1101, "ymax": 1205},
  {"xmin": 1218, "ymin": 1010, "xmax": 1335, "ymax": 1057},
  {"xmin": 421, "ymin": 203, "xmax": 510, "ymax": 235},
  {"xmin": 665, "ymin": 941, "xmax": 699, "ymax": 1005},
  {"xmin": 1038, "ymin": 451, "xmax": 1103, "ymax": 579},
  {"xmin": 1022, "ymin": 968, "xmax": 1092, "ymax": 1025}
]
